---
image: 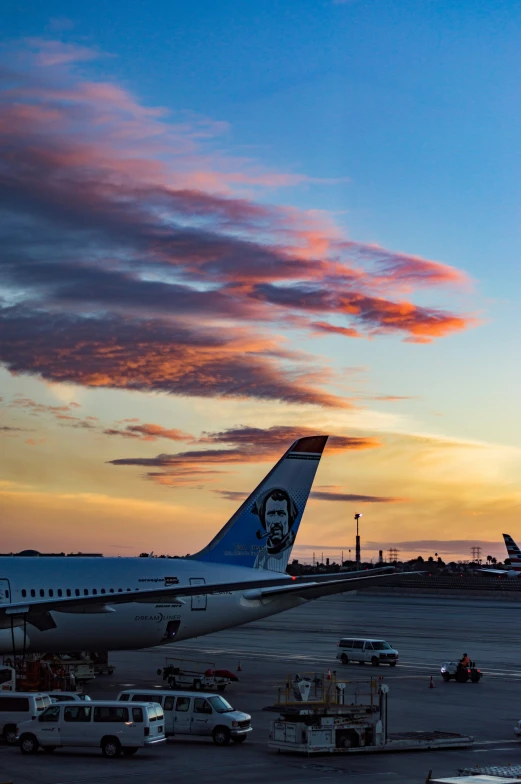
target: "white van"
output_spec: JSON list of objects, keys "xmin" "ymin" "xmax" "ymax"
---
[
  {"xmin": 16, "ymin": 700, "xmax": 165, "ymax": 757},
  {"xmin": 336, "ymin": 638, "xmax": 399, "ymax": 667},
  {"xmin": 48, "ymin": 692, "xmax": 92, "ymax": 703},
  {"xmin": 0, "ymin": 692, "xmax": 52, "ymax": 744},
  {"xmin": 118, "ymin": 689, "xmax": 252, "ymax": 746}
]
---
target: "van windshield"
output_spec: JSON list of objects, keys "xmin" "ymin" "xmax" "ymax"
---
[
  {"xmin": 207, "ymin": 696, "xmax": 233, "ymax": 713},
  {"xmin": 372, "ymin": 642, "xmax": 391, "ymax": 650}
]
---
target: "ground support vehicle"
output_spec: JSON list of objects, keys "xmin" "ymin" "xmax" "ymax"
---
[
  {"xmin": 2, "ymin": 655, "xmax": 75, "ymax": 693},
  {"xmin": 157, "ymin": 657, "xmax": 236, "ymax": 692},
  {"xmin": 0, "ymin": 692, "xmax": 52, "ymax": 744},
  {"xmin": 89, "ymin": 651, "xmax": 115, "ymax": 676},
  {"xmin": 117, "ymin": 688, "xmax": 251, "ymax": 745},
  {"xmin": 336, "ymin": 638, "xmax": 399, "ymax": 667},
  {"xmin": 16, "ymin": 700, "xmax": 165, "ymax": 757},
  {"xmin": 267, "ymin": 673, "xmax": 473, "ymax": 755},
  {"xmin": 440, "ymin": 661, "xmax": 483, "ymax": 683}
]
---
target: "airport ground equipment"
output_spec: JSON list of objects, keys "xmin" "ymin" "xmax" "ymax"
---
[
  {"xmin": 1, "ymin": 651, "xmax": 97, "ymax": 691},
  {"xmin": 267, "ymin": 673, "xmax": 474, "ymax": 755},
  {"xmin": 440, "ymin": 661, "xmax": 482, "ymax": 683},
  {"xmin": 157, "ymin": 657, "xmax": 238, "ymax": 692},
  {"xmin": 89, "ymin": 650, "xmax": 115, "ymax": 675},
  {"xmin": 0, "ymin": 665, "xmax": 16, "ymax": 691},
  {"xmin": 430, "ymin": 765, "xmax": 521, "ymax": 782}
]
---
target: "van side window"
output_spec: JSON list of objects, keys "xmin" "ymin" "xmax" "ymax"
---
[
  {"xmin": 39, "ymin": 706, "xmax": 60, "ymax": 723},
  {"xmin": 94, "ymin": 706, "xmax": 129, "ymax": 722},
  {"xmin": 175, "ymin": 697, "xmax": 190, "ymax": 712},
  {"xmin": 0, "ymin": 696, "xmax": 30, "ymax": 711},
  {"xmin": 352, "ymin": 640, "xmax": 364, "ymax": 649},
  {"xmin": 64, "ymin": 706, "xmax": 92, "ymax": 722},
  {"xmin": 131, "ymin": 694, "xmax": 160, "ymax": 704},
  {"xmin": 132, "ymin": 707, "xmax": 143, "ymax": 722},
  {"xmin": 119, "ymin": 694, "xmax": 130, "ymax": 701},
  {"xmin": 194, "ymin": 698, "xmax": 212, "ymax": 715},
  {"xmin": 340, "ymin": 640, "xmax": 353, "ymax": 649},
  {"xmin": 164, "ymin": 696, "xmax": 175, "ymax": 711}
]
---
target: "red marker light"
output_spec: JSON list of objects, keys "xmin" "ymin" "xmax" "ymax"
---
[{"xmin": 291, "ymin": 576, "xmax": 296, "ymax": 581}]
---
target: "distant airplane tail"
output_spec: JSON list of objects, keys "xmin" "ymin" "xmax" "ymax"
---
[
  {"xmin": 503, "ymin": 534, "xmax": 521, "ymax": 571},
  {"xmin": 191, "ymin": 435, "xmax": 328, "ymax": 573}
]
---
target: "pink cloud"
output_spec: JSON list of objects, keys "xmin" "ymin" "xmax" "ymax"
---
[{"xmin": 0, "ymin": 40, "xmax": 475, "ymax": 408}]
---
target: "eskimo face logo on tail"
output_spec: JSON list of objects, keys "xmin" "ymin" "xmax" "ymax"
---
[{"xmin": 252, "ymin": 488, "xmax": 298, "ymax": 570}]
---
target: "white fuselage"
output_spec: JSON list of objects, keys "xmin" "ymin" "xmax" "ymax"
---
[{"xmin": 0, "ymin": 557, "xmax": 304, "ymax": 654}]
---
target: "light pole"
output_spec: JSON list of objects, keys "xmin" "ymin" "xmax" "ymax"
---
[{"xmin": 354, "ymin": 513, "xmax": 363, "ymax": 567}]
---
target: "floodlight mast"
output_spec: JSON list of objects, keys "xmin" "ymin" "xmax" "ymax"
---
[{"xmin": 354, "ymin": 513, "xmax": 363, "ymax": 567}]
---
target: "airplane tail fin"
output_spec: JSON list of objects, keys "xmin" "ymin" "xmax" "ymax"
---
[
  {"xmin": 191, "ymin": 435, "xmax": 328, "ymax": 573},
  {"xmin": 503, "ymin": 534, "xmax": 521, "ymax": 571}
]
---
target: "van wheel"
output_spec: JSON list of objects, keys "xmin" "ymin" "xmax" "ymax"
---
[
  {"xmin": 389, "ymin": 662, "xmax": 397, "ymax": 667},
  {"xmin": 212, "ymin": 726, "xmax": 231, "ymax": 746},
  {"xmin": 20, "ymin": 734, "xmax": 39, "ymax": 754},
  {"xmin": 4, "ymin": 725, "xmax": 18, "ymax": 745},
  {"xmin": 102, "ymin": 738, "xmax": 122, "ymax": 758},
  {"xmin": 193, "ymin": 680, "xmax": 202, "ymax": 691},
  {"xmin": 340, "ymin": 653, "xmax": 349, "ymax": 665},
  {"xmin": 231, "ymin": 735, "xmax": 247, "ymax": 744},
  {"xmin": 122, "ymin": 747, "xmax": 139, "ymax": 756},
  {"xmin": 371, "ymin": 657, "xmax": 379, "ymax": 667}
]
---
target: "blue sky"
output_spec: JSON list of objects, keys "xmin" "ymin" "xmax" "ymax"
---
[{"xmin": 1, "ymin": 0, "xmax": 520, "ymax": 559}]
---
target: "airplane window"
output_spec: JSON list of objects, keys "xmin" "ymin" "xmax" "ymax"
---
[
  {"xmin": 75, "ymin": 589, "xmax": 80, "ymax": 596},
  {"xmin": 22, "ymin": 589, "xmax": 26, "ymax": 598},
  {"xmin": 40, "ymin": 589, "xmax": 44, "ymax": 597},
  {"xmin": 101, "ymin": 588, "xmax": 106, "ymax": 594},
  {"xmin": 126, "ymin": 588, "xmax": 131, "ymax": 592},
  {"xmin": 109, "ymin": 588, "xmax": 114, "ymax": 593},
  {"xmin": 49, "ymin": 589, "xmax": 54, "ymax": 597},
  {"xmin": 66, "ymin": 589, "xmax": 71, "ymax": 597},
  {"xmin": 31, "ymin": 589, "xmax": 35, "ymax": 598},
  {"xmin": 84, "ymin": 589, "xmax": 88, "ymax": 596},
  {"xmin": 118, "ymin": 588, "xmax": 122, "ymax": 593},
  {"xmin": 93, "ymin": 589, "xmax": 97, "ymax": 595},
  {"xmin": 58, "ymin": 589, "xmax": 62, "ymax": 597}
]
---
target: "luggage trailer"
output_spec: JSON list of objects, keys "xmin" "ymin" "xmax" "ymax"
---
[{"xmin": 267, "ymin": 673, "xmax": 474, "ymax": 755}]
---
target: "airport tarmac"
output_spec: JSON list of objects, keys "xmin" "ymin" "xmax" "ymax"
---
[{"xmin": 2, "ymin": 592, "xmax": 521, "ymax": 784}]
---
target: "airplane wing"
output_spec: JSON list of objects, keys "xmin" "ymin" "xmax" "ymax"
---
[
  {"xmin": 0, "ymin": 567, "xmax": 401, "ymax": 630},
  {"xmin": 478, "ymin": 568, "xmax": 510, "ymax": 576},
  {"xmin": 243, "ymin": 570, "xmax": 415, "ymax": 602}
]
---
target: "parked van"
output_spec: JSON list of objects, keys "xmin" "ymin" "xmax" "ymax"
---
[
  {"xmin": 336, "ymin": 638, "xmax": 399, "ymax": 667},
  {"xmin": 49, "ymin": 692, "xmax": 92, "ymax": 703},
  {"xmin": 0, "ymin": 692, "xmax": 52, "ymax": 744},
  {"xmin": 16, "ymin": 700, "xmax": 165, "ymax": 757},
  {"xmin": 117, "ymin": 689, "xmax": 252, "ymax": 746}
]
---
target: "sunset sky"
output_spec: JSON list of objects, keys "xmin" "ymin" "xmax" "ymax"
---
[{"xmin": 1, "ymin": 0, "xmax": 520, "ymax": 563}]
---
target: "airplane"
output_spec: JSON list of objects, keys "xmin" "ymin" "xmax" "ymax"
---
[
  {"xmin": 0, "ymin": 435, "xmax": 400, "ymax": 656},
  {"xmin": 478, "ymin": 533, "xmax": 521, "ymax": 578}
]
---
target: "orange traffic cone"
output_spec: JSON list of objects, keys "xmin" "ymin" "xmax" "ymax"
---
[
  {"xmin": 327, "ymin": 668, "xmax": 332, "ymax": 680},
  {"xmin": 429, "ymin": 676, "xmax": 435, "ymax": 689},
  {"xmin": 237, "ymin": 661, "xmax": 242, "ymax": 672}
]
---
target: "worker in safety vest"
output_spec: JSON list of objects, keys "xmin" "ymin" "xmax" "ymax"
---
[{"xmin": 460, "ymin": 653, "xmax": 471, "ymax": 667}]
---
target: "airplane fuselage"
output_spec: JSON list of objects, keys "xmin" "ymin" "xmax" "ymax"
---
[{"xmin": 0, "ymin": 557, "xmax": 303, "ymax": 654}]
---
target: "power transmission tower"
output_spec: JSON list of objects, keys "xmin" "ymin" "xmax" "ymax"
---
[
  {"xmin": 471, "ymin": 546, "xmax": 482, "ymax": 563},
  {"xmin": 388, "ymin": 547, "xmax": 399, "ymax": 563}
]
